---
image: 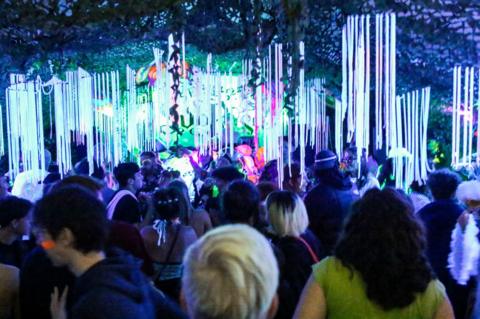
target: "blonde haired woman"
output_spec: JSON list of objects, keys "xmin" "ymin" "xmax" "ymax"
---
[
  {"xmin": 266, "ymin": 191, "xmax": 325, "ymax": 319},
  {"xmin": 182, "ymin": 224, "xmax": 279, "ymax": 319}
]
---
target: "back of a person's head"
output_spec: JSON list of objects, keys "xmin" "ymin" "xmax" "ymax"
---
[
  {"xmin": 0, "ymin": 196, "xmax": 32, "ymax": 228},
  {"xmin": 257, "ymin": 181, "xmax": 279, "ymax": 202},
  {"xmin": 211, "ymin": 166, "xmax": 244, "ymax": 183},
  {"xmin": 73, "ymin": 158, "xmax": 89, "ymax": 176},
  {"xmin": 283, "ymin": 162, "xmax": 301, "ymax": 182},
  {"xmin": 74, "ymin": 158, "xmax": 105, "ymax": 180},
  {"xmin": 282, "ymin": 162, "xmax": 302, "ymax": 193},
  {"xmin": 182, "ymin": 224, "xmax": 279, "ymax": 319},
  {"xmin": 153, "ymin": 187, "xmax": 188, "ymax": 221},
  {"xmin": 50, "ymin": 175, "xmax": 103, "ymax": 195},
  {"xmin": 169, "ymin": 179, "xmax": 191, "ymax": 205},
  {"xmin": 222, "ymin": 180, "xmax": 260, "ymax": 224},
  {"xmin": 33, "ymin": 186, "xmax": 108, "ymax": 254},
  {"xmin": 259, "ymin": 160, "xmax": 278, "ymax": 183},
  {"xmin": 313, "ymin": 149, "xmax": 339, "ymax": 179},
  {"xmin": 140, "ymin": 151, "xmax": 156, "ymax": 160},
  {"xmin": 427, "ymin": 169, "xmax": 460, "ymax": 200},
  {"xmin": 266, "ymin": 191, "xmax": 308, "ymax": 237},
  {"xmin": 409, "ymin": 180, "xmax": 428, "ymax": 195},
  {"xmin": 113, "ymin": 162, "xmax": 140, "ymax": 188},
  {"xmin": 335, "ymin": 188, "xmax": 432, "ymax": 310},
  {"xmin": 456, "ymin": 180, "xmax": 480, "ymax": 205}
]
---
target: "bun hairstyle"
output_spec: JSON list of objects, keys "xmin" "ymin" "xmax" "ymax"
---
[{"xmin": 153, "ymin": 187, "xmax": 188, "ymax": 221}]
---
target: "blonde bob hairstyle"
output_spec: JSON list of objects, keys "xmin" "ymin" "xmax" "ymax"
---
[
  {"xmin": 266, "ymin": 190, "xmax": 309, "ymax": 237},
  {"xmin": 182, "ymin": 224, "xmax": 279, "ymax": 319}
]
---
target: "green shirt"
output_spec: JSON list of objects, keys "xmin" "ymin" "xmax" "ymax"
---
[{"xmin": 313, "ymin": 257, "xmax": 446, "ymax": 319}]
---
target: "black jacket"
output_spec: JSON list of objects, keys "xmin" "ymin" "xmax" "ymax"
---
[
  {"xmin": 70, "ymin": 251, "xmax": 186, "ymax": 319},
  {"xmin": 417, "ymin": 199, "xmax": 473, "ymax": 319},
  {"xmin": 418, "ymin": 199, "xmax": 463, "ymax": 276},
  {"xmin": 273, "ymin": 230, "xmax": 325, "ymax": 319},
  {"xmin": 304, "ymin": 175, "xmax": 358, "ymax": 253}
]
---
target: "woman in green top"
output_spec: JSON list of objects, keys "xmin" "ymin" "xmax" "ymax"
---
[{"xmin": 294, "ymin": 188, "xmax": 454, "ymax": 319}]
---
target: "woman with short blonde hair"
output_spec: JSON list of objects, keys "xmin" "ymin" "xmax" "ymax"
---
[
  {"xmin": 266, "ymin": 191, "xmax": 324, "ymax": 319},
  {"xmin": 182, "ymin": 224, "xmax": 279, "ymax": 319},
  {"xmin": 267, "ymin": 191, "xmax": 309, "ymax": 237}
]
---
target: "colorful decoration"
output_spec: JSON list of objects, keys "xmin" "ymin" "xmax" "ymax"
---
[{"xmin": 4, "ymin": 34, "xmax": 327, "ymax": 184}]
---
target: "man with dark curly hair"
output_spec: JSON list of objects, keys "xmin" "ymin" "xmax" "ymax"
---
[{"xmin": 418, "ymin": 169, "xmax": 472, "ymax": 319}]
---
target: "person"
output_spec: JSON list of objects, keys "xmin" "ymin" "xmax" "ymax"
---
[
  {"xmin": 257, "ymin": 181, "xmax": 279, "ymax": 230},
  {"xmin": 107, "ymin": 162, "xmax": 144, "ymax": 226},
  {"xmin": 409, "ymin": 180, "xmax": 431, "ymax": 213},
  {"xmin": 283, "ymin": 163, "xmax": 303, "ymax": 196},
  {"xmin": 304, "ymin": 150, "xmax": 358, "ymax": 253},
  {"xmin": 211, "ymin": 165, "xmax": 244, "ymax": 193},
  {"xmin": 257, "ymin": 181, "xmax": 279, "ymax": 202},
  {"xmin": 32, "ymin": 186, "xmax": 186, "ymax": 319},
  {"xmin": 266, "ymin": 191, "xmax": 325, "ymax": 319},
  {"xmin": 448, "ymin": 180, "xmax": 480, "ymax": 318},
  {"xmin": 259, "ymin": 160, "xmax": 279, "ymax": 185},
  {"xmin": 0, "ymin": 196, "xmax": 33, "ymax": 267},
  {"xmin": 0, "ymin": 263, "xmax": 19, "ymax": 319},
  {"xmin": 294, "ymin": 188, "xmax": 454, "ymax": 319},
  {"xmin": 73, "ymin": 157, "xmax": 114, "ymax": 204},
  {"xmin": 417, "ymin": 169, "xmax": 472, "ymax": 319},
  {"xmin": 358, "ymin": 156, "xmax": 380, "ymax": 197},
  {"xmin": 141, "ymin": 187, "xmax": 197, "ymax": 301},
  {"xmin": 200, "ymin": 165, "xmax": 244, "ymax": 227},
  {"xmin": 140, "ymin": 151, "xmax": 162, "ymax": 193},
  {"xmin": 0, "ymin": 175, "xmax": 10, "ymax": 199},
  {"xmin": 181, "ymin": 224, "xmax": 279, "ymax": 319},
  {"xmin": 20, "ymin": 175, "xmax": 153, "ymax": 319},
  {"xmin": 221, "ymin": 180, "xmax": 264, "ymax": 230},
  {"xmin": 11, "ymin": 149, "xmax": 52, "ymax": 202},
  {"xmin": 168, "ymin": 180, "xmax": 212, "ymax": 238},
  {"xmin": 51, "ymin": 175, "xmax": 153, "ymax": 274}
]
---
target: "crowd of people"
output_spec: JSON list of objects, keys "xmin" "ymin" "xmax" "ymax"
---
[{"xmin": 0, "ymin": 147, "xmax": 479, "ymax": 319}]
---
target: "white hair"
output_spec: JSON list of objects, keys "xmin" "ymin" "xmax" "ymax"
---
[
  {"xmin": 267, "ymin": 192, "xmax": 309, "ymax": 237},
  {"xmin": 456, "ymin": 180, "xmax": 480, "ymax": 203},
  {"xmin": 182, "ymin": 224, "xmax": 279, "ymax": 319}
]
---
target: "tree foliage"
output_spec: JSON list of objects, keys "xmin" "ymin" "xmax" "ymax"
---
[{"xmin": 0, "ymin": 0, "xmax": 478, "ymax": 157}]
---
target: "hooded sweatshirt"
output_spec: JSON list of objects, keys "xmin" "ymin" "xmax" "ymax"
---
[
  {"xmin": 69, "ymin": 251, "xmax": 186, "ymax": 319},
  {"xmin": 304, "ymin": 170, "xmax": 358, "ymax": 254}
]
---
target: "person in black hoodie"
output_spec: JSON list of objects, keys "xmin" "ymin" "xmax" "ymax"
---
[
  {"xmin": 417, "ymin": 169, "xmax": 474, "ymax": 319},
  {"xmin": 31, "ymin": 186, "xmax": 186, "ymax": 319},
  {"xmin": 304, "ymin": 150, "xmax": 358, "ymax": 254}
]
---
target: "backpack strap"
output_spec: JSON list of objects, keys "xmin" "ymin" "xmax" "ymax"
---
[{"xmin": 295, "ymin": 236, "xmax": 320, "ymax": 263}]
